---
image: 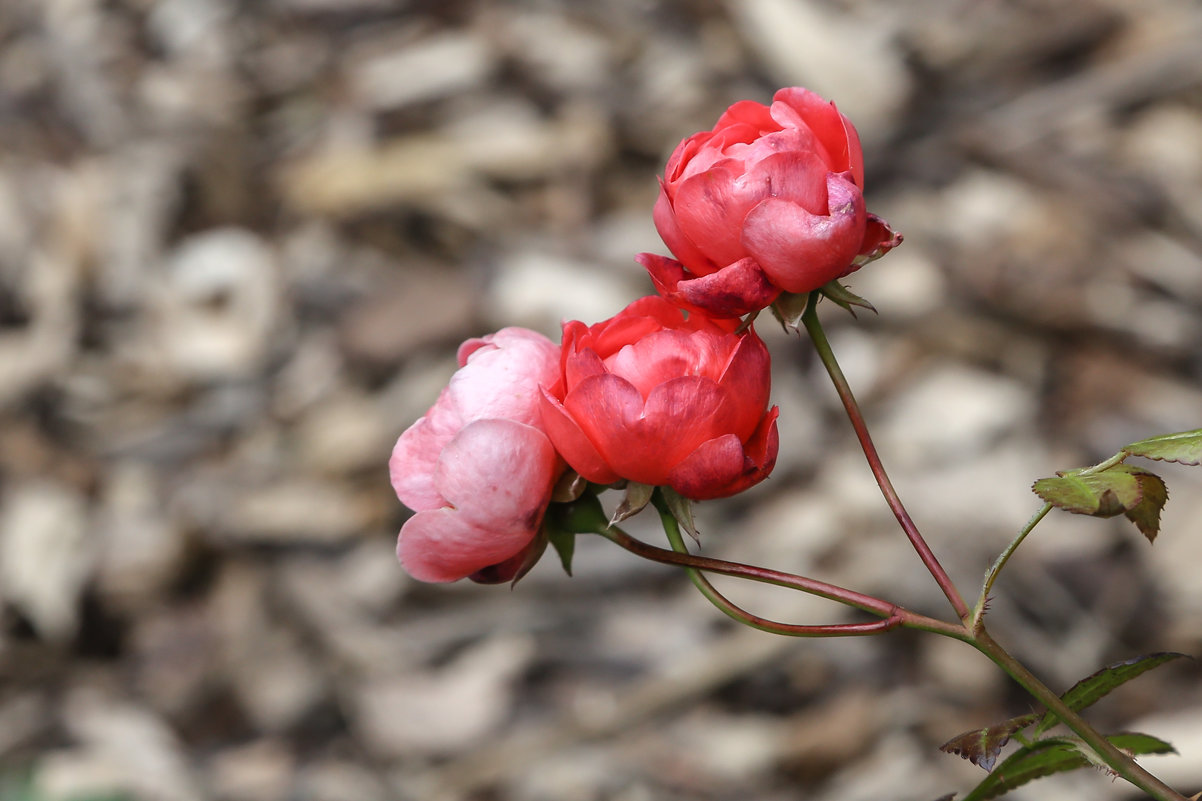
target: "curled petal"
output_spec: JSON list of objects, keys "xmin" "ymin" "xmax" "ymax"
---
[
  {"xmin": 666, "ymin": 434, "xmax": 748, "ymax": 500},
  {"xmin": 637, "ymin": 253, "xmax": 779, "ymax": 318},
  {"xmin": 669, "ymin": 406, "xmax": 779, "ymax": 500},
  {"xmin": 741, "ymin": 172, "xmax": 866, "ymax": 294}
]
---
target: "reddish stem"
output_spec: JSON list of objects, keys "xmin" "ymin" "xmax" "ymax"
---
[{"xmin": 800, "ymin": 295, "xmax": 971, "ymax": 621}]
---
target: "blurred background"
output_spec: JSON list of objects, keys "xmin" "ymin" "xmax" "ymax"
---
[{"xmin": 1, "ymin": 0, "xmax": 1201, "ymax": 799}]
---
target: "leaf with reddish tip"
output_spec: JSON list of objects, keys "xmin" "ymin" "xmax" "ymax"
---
[
  {"xmin": 939, "ymin": 713, "xmax": 1039, "ymax": 771},
  {"xmin": 1034, "ymin": 652, "xmax": 1189, "ymax": 735},
  {"xmin": 1122, "ymin": 428, "xmax": 1202, "ymax": 466},
  {"xmin": 1123, "ymin": 470, "xmax": 1168, "ymax": 543}
]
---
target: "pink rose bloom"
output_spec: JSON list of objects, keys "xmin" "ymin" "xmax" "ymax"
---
[
  {"xmin": 390, "ymin": 328, "xmax": 563, "ymax": 583},
  {"xmin": 637, "ymin": 87, "xmax": 900, "ymax": 317},
  {"xmin": 539, "ymin": 296, "xmax": 778, "ymax": 500}
]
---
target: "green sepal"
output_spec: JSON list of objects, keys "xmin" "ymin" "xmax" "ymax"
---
[
  {"xmin": 551, "ymin": 469, "xmax": 588, "ymax": 502},
  {"xmin": 548, "ymin": 491, "xmax": 610, "ymax": 535},
  {"xmin": 610, "ymin": 482, "xmax": 654, "ymax": 526},
  {"xmin": 547, "ymin": 524, "xmax": 576, "ymax": 576},
  {"xmin": 769, "ymin": 290, "xmax": 813, "ymax": 333},
  {"xmin": 657, "ymin": 486, "xmax": 699, "ymax": 541},
  {"xmin": 818, "ymin": 279, "xmax": 877, "ymax": 317}
]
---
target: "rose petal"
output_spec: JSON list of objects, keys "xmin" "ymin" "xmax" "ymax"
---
[
  {"xmin": 433, "ymin": 419, "xmax": 558, "ymax": 532},
  {"xmin": 666, "ymin": 434, "xmax": 746, "ymax": 500},
  {"xmin": 389, "ymin": 387, "xmax": 463, "ymax": 511},
  {"xmin": 449, "ymin": 330, "xmax": 560, "ymax": 426},
  {"xmin": 664, "ymin": 256, "xmax": 780, "ymax": 318},
  {"xmin": 398, "ymin": 509, "xmax": 530, "ymax": 583},
  {"xmin": 539, "ymin": 387, "xmax": 621, "ymax": 485},
  {"xmin": 772, "ymin": 88, "xmax": 863, "ymax": 184},
  {"xmin": 652, "ymin": 186, "xmax": 720, "ymax": 275},
  {"xmin": 715, "ymin": 331, "xmax": 772, "ymax": 441},
  {"xmin": 671, "ymin": 161, "xmax": 755, "ymax": 268},
  {"xmin": 668, "ymin": 406, "xmax": 779, "ymax": 500},
  {"xmin": 741, "ymin": 172, "xmax": 866, "ymax": 294},
  {"xmin": 740, "ymin": 149, "xmax": 831, "ymax": 215}
]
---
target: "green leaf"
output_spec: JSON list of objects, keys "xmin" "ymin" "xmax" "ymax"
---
[
  {"xmin": 1106, "ymin": 731, "xmax": 1177, "ymax": 757},
  {"xmin": 939, "ymin": 713, "xmax": 1040, "ymax": 771},
  {"xmin": 961, "ymin": 733, "xmax": 1176, "ymax": 801},
  {"xmin": 1123, "ymin": 470, "xmax": 1168, "ymax": 543},
  {"xmin": 960, "ymin": 738, "xmax": 1085, "ymax": 801},
  {"xmin": 1035, "ymin": 652, "xmax": 1189, "ymax": 734},
  {"xmin": 1123, "ymin": 428, "xmax": 1202, "ymax": 466},
  {"xmin": 1031, "ymin": 465, "xmax": 1144, "ymax": 517}
]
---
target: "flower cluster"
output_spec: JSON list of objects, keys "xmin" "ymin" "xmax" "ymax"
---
[{"xmin": 390, "ymin": 87, "xmax": 896, "ymax": 582}]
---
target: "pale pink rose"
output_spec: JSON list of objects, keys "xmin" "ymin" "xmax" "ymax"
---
[{"xmin": 390, "ymin": 328, "xmax": 563, "ymax": 583}]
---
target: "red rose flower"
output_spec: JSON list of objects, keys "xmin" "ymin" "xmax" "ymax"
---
[
  {"xmin": 637, "ymin": 87, "xmax": 900, "ymax": 317},
  {"xmin": 539, "ymin": 296, "xmax": 778, "ymax": 500}
]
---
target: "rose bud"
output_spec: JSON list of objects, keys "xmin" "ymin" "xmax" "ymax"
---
[
  {"xmin": 390, "ymin": 328, "xmax": 563, "ymax": 583},
  {"xmin": 539, "ymin": 296, "xmax": 778, "ymax": 501},
  {"xmin": 637, "ymin": 86, "xmax": 900, "ymax": 317}
]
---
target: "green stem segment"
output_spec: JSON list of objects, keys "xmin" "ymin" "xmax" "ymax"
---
[
  {"xmin": 799, "ymin": 294, "xmax": 971, "ymax": 621},
  {"xmin": 974, "ymin": 503, "xmax": 1051, "ymax": 631}
]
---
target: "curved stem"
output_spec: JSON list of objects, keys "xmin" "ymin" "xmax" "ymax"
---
[
  {"xmin": 974, "ymin": 502, "xmax": 1051, "ymax": 631},
  {"xmin": 593, "ymin": 522, "xmax": 968, "ymax": 642},
  {"xmin": 975, "ymin": 448, "xmax": 1131, "ymax": 630},
  {"xmin": 653, "ymin": 495, "xmax": 903, "ymax": 637},
  {"xmin": 800, "ymin": 294, "xmax": 971, "ymax": 621},
  {"xmin": 971, "ymin": 630, "xmax": 1187, "ymax": 801}
]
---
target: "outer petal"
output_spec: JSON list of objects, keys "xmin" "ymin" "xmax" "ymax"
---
[
  {"xmin": 389, "ymin": 386, "xmax": 463, "ymax": 511},
  {"xmin": 620, "ymin": 376, "xmax": 736, "ymax": 484},
  {"xmin": 665, "ymin": 434, "xmax": 747, "ymax": 500},
  {"xmin": 670, "ymin": 161, "xmax": 754, "ymax": 268},
  {"xmin": 668, "ymin": 406, "xmax": 779, "ymax": 500},
  {"xmin": 772, "ymin": 88, "xmax": 863, "ymax": 183},
  {"xmin": 539, "ymin": 387, "xmax": 621, "ymax": 485},
  {"xmin": 715, "ymin": 331, "xmax": 772, "ymax": 441},
  {"xmin": 638, "ymin": 253, "xmax": 779, "ymax": 318},
  {"xmin": 398, "ymin": 509, "xmax": 526, "ymax": 583},
  {"xmin": 741, "ymin": 172, "xmax": 866, "ymax": 294},
  {"xmin": 434, "ymin": 419, "xmax": 558, "ymax": 531},
  {"xmin": 741, "ymin": 150, "xmax": 831, "ymax": 216},
  {"xmin": 450, "ymin": 330, "xmax": 561, "ymax": 426},
  {"xmin": 652, "ymin": 186, "xmax": 720, "ymax": 276}
]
